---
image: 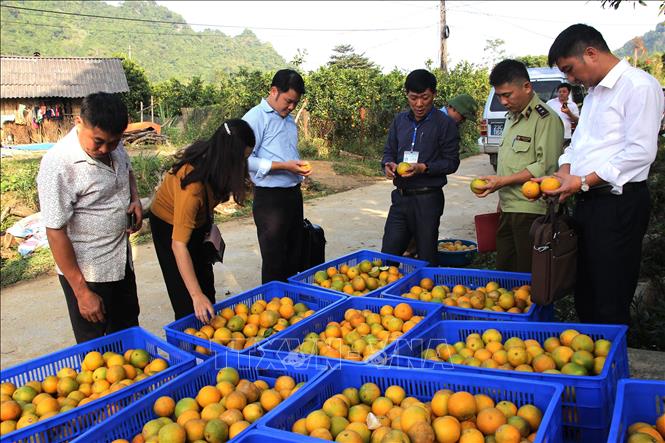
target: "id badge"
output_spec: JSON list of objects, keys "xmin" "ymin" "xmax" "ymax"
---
[{"xmin": 403, "ymin": 151, "xmax": 419, "ymax": 163}]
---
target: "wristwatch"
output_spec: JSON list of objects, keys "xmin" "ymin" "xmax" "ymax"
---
[{"xmin": 580, "ymin": 175, "xmax": 589, "ymax": 192}]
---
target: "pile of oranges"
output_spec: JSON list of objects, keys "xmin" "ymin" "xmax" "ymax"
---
[
  {"xmin": 114, "ymin": 367, "xmax": 302, "ymax": 443},
  {"xmin": 290, "ymin": 382, "xmax": 545, "ymax": 442},
  {"xmin": 184, "ymin": 296, "xmax": 317, "ymax": 355},
  {"xmin": 294, "ymin": 303, "xmax": 423, "ymax": 362},
  {"xmin": 398, "ymin": 279, "xmax": 534, "ymax": 314},
  {"xmin": 311, "ymin": 259, "xmax": 405, "ymax": 296},
  {"xmin": 0, "ymin": 349, "xmax": 167, "ymax": 436},
  {"xmin": 626, "ymin": 415, "xmax": 665, "ymax": 442},
  {"xmin": 420, "ymin": 328, "xmax": 611, "ymax": 376}
]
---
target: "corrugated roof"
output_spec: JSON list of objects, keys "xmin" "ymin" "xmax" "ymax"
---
[{"xmin": 0, "ymin": 56, "xmax": 129, "ymax": 98}]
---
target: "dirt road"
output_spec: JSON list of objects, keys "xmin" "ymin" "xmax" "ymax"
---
[{"xmin": 0, "ymin": 155, "xmax": 498, "ymax": 367}]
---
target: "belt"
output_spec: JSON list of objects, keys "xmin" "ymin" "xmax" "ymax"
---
[
  {"xmin": 582, "ymin": 181, "xmax": 646, "ymax": 198},
  {"xmin": 396, "ymin": 187, "xmax": 439, "ymax": 196}
]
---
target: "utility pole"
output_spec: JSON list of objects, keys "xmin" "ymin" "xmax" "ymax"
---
[{"xmin": 439, "ymin": 0, "xmax": 448, "ymax": 73}]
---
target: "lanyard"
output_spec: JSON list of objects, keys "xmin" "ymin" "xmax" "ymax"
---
[{"xmin": 410, "ymin": 108, "xmax": 434, "ymax": 151}]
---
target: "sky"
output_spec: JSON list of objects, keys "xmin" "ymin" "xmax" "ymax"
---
[{"xmin": 148, "ymin": 0, "xmax": 663, "ymax": 72}]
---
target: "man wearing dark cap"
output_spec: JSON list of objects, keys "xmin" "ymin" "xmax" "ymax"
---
[{"xmin": 441, "ymin": 94, "xmax": 478, "ymax": 126}]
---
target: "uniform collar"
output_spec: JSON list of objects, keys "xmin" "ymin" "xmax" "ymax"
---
[
  {"xmin": 596, "ymin": 59, "xmax": 630, "ymax": 90},
  {"xmin": 511, "ymin": 93, "xmax": 541, "ymax": 122}
]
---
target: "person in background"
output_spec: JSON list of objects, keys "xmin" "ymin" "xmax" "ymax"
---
[
  {"xmin": 546, "ymin": 82, "xmax": 579, "ymax": 146},
  {"xmin": 475, "ymin": 60, "xmax": 564, "ymax": 273},
  {"xmin": 440, "ymin": 93, "xmax": 479, "ymax": 126},
  {"xmin": 542, "ymin": 24, "xmax": 663, "ymax": 325},
  {"xmin": 149, "ymin": 119, "xmax": 255, "ymax": 323},
  {"xmin": 243, "ymin": 69, "xmax": 311, "ymax": 284},
  {"xmin": 37, "ymin": 92, "xmax": 142, "ymax": 343},
  {"xmin": 381, "ymin": 69, "xmax": 460, "ymax": 266}
]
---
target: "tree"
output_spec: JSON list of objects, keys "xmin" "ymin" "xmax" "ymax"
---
[
  {"xmin": 601, "ymin": 0, "xmax": 664, "ymax": 14},
  {"xmin": 119, "ymin": 57, "xmax": 152, "ymax": 121},
  {"xmin": 516, "ymin": 55, "xmax": 549, "ymax": 68},
  {"xmin": 483, "ymin": 39, "xmax": 506, "ymax": 68},
  {"xmin": 290, "ymin": 48, "xmax": 308, "ymax": 69},
  {"xmin": 328, "ymin": 44, "xmax": 377, "ymax": 70}
]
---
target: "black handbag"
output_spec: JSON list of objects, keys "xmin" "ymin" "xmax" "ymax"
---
[
  {"xmin": 300, "ymin": 218, "xmax": 326, "ymax": 271},
  {"xmin": 202, "ymin": 187, "xmax": 225, "ymax": 264},
  {"xmin": 529, "ymin": 199, "xmax": 577, "ymax": 305}
]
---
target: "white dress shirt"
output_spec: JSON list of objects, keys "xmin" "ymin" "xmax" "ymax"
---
[
  {"xmin": 558, "ymin": 59, "xmax": 664, "ymax": 194},
  {"xmin": 546, "ymin": 97, "xmax": 579, "ymax": 139}
]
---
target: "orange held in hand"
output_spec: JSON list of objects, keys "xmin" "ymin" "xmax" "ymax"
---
[
  {"xmin": 396, "ymin": 162, "xmax": 412, "ymax": 176},
  {"xmin": 539, "ymin": 176, "xmax": 561, "ymax": 192},
  {"xmin": 470, "ymin": 178, "xmax": 488, "ymax": 195},
  {"xmin": 300, "ymin": 161, "xmax": 312, "ymax": 172},
  {"xmin": 521, "ymin": 181, "xmax": 541, "ymax": 199}
]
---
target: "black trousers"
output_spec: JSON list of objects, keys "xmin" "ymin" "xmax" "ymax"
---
[
  {"xmin": 253, "ymin": 185, "xmax": 303, "ymax": 284},
  {"xmin": 381, "ymin": 189, "xmax": 444, "ymax": 266},
  {"xmin": 496, "ymin": 212, "xmax": 541, "ymax": 273},
  {"xmin": 573, "ymin": 183, "xmax": 651, "ymax": 325},
  {"xmin": 150, "ymin": 213, "xmax": 216, "ymax": 321},
  {"xmin": 59, "ymin": 262, "xmax": 139, "ymax": 344}
]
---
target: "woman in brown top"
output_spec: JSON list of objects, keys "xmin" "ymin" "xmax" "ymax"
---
[{"xmin": 149, "ymin": 119, "xmax": 255, "ymax": 322}]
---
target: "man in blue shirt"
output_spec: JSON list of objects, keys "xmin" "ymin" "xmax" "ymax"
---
[
  {"xmin": 243, "ymin": 69, "xmax": 311, "ymax": 283},
  {"xmin": 382, "ymin": 69, "xmax": 461, "ymax": 265}
]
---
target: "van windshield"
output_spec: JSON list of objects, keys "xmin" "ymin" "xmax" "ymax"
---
[{"xmin": 490, "ymin": 80, "xmax": 564, "ymax": 112}]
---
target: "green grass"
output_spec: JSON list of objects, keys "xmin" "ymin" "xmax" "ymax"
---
[
  {"xmin": 331, "ymin": 158, "xmax": 384, "ymax": 177},
  {"xmin": 0, "ymin": 157, "xmax": 42, "ymax": 211},
  {"xmin": 0, "ymin": 248, "xmax": 54, "ymax": 288}
]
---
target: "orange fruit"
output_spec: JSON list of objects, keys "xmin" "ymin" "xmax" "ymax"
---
[
  {"xmin": 459, "ymin": 428, "xmax": 484, "ymax": 443},
  {"xmin": 305, "ymin": 409, "xmax": 331, "ymax": 432},
  {"xmin": 400, "ymin": 405, "xmax": 429, "ymax": 433},
  {"xmin": 448, "ymin": 391, "xmax": 477, "ymax": 421},
  {"xmin": 393, "ymin": 303, "xmax": 414, "ymax": 321},
  {"xmin": 517, "ymin": 404, "xmax": 542, "ymax": 432},
  {"xmin": 225, "ymin": 391, "xmax": 248, "ymax": 411},
  {"xmin": 1, "ymin": 400, "xmax": 22, "ymax": 421},
  {"xmin": 259, "ymin": 389, "xmax": 282, "ymax": 412},
  {"xmin": 540, "ymin": 176, "xmax": 561, "ymax": 192},
  {"xmin": 432, "ymin": 416, "xmax": 461, "ymax": 443},
  {"xmin": 656, "ymin": 414, "xmax": 665, "ymax": 438},
  {"xmin": 195, "ymin": 385, "xmax": 221, "ymax": 408},
  {"xmin": 477, "ymin": 407, "xmax": 507, "ymax": 434},
  {"xmin": 521, "ymin": 181, "xmax": 541, "ymax": 199}
]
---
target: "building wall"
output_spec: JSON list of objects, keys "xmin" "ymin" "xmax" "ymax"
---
[{"xmin": 1, "ymin": 98, "xmax": 80, "ymax": 144}]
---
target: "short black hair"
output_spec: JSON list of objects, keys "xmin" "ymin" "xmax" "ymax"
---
[
  {"xmin": 404, "ymin": 69, "xmax": 437, "ymax": 94},
  {"xmin": 489, "ymin": 60, "xmax": 530, "ymax": 87},
  {"xmin": 271, "ymin": 69, "xmax": 305, "ymax": 95},
  {"xmin": 557, "ymin": 82, "xmax": 572, "ymax": 92},
  {"xmin": 80, "ymin": 92, "xmax": 128, "ymax": 135},
  {"xmin": 548, "ymin": 24, "xmax": 611, "ymax": 67}
]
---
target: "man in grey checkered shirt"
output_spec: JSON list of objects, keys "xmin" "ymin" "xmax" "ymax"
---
[{"xmin": 37, "ymin": 92, "xmax": 143, "ymax": 343}]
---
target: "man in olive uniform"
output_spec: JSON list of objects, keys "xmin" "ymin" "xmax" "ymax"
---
[{"xmin": 475, "ymin": 59, "xmax": 563, "ymax": 272}]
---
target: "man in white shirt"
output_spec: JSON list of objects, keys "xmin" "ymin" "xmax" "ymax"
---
[
  {"xmin": 543, "ymin": 24, "xmax": 664, "ymax": 326},
  {"xmin": 546, "ymin": 82, "xmax": 579, "ymax": 144}
]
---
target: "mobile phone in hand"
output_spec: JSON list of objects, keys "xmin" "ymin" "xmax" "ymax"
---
[{"xmin": 127, "ymin": 213, "xmax": 136, "ymax": 230}]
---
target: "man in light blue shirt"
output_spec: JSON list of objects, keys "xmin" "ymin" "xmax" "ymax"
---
[{"xmin": 243, "ymin": 69, "xmax": 311, "ymax": 283}]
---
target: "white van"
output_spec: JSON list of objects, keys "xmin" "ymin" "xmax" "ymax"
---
[{"xmin": 477, "ymin": 67, "xmax": 567, "ymax": 170}]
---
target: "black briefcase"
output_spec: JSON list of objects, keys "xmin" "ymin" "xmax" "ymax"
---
[{"xmin": 300, "ymin": 218, "xmax": 326, "ymax": 271}]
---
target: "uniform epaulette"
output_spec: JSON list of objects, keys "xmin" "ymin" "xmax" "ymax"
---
[{"xmin": 534, "ymin": 104, "xmax": 549, "ymax": 118}]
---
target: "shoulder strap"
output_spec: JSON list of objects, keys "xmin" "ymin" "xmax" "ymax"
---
[{"xmin": 203, "ymin": 185, "xmax": 213, "ymax": 230}]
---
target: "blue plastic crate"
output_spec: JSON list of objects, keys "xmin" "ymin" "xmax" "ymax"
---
[
  {"xmin": 389, "ymin": 320, "xmax": 629, "ymax": 443},
  {"xmin": 607, "ymin": 379, "xmax": 665, "ymax": 443},
  {"xmin": 381, "ymin": 267, "xmax": 553, "ymax": 321},
  {"xmin": 436, "ymin": 238, "xmax": 478, "ymax": 267},
  {"xmin": 164, "ymin": 281, "xmax": 346, "ymax": 359},
  {"xmin": 0, "ymin": 327, "xmax": 195, "ymax": 443},
  {"xmin": 258, "ymin": 364, "xmax": 564, "ymax": 443},
  {"xmin": 258, "ymin": 296, "xmax": 443, "ymax": 367},
  {"xmin": 71, "ymin": 354, "xmax": 329, "ymax": 443},
  {"xmin": 287, "ymin": 249, "xmax": 427, "ymax": 298}
]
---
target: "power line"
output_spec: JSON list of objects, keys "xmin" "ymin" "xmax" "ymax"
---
[{"xmin": 0, "ymin": 4, "xmax": 436, "ymax": 32}]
